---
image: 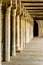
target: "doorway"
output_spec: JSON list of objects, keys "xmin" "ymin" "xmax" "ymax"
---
[{"xmin": 33, "ymin": 20, "xmax": 38, "ymax": 37}]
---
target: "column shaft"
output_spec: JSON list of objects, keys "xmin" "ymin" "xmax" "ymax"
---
[
  {"xmin": 21, "ymin": 19, "xmax": 24, "ymax": 50},
  {"xmin": 26, "ymin": 22, "xmax": 30, "ymax": 44},
  {"xmin": 0, "ymin": 3, "xmax": 2, "ymax": 65},
  {"xmin": 12, "ymin": 9, "xmax": 16, "ymax": 56},
  {"xmin": 39, "ymin": 28, "xmax": 42, "ymax": 37},
  {"xmin": 30, "ymin": 24, "xmax": 33, "ymax": 39},
  {"xmin": 23, "ymin": 19, "xmax": 26, "ymax": 48},
  {"xmin": 5, "ymin": 7, "xmax": 11, "ymax": 61},
  {"xmin": 16, "ymin": 15, "xmax": 21, "ymax": 52},
  {"xmin": 29, "ymin": 23, "xmax": 32, "ymax": 41}
]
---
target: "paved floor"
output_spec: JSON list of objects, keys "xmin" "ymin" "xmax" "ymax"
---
[{"xmin": 2, "ymin": 37, "xmax": 43, "ymax": 65}]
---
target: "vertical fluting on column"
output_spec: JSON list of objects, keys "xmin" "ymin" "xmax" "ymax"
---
[
  {"xmin": 5, "ymin": 7, "xmax": 11, "ymax": 61},
  {"xmin": 12, "ymin": 9, "xmax": 16, "ymax": 56},
  {"xmin": 16, "ymin": 15, "xmax": 21, "ymax": 52},
  {"xmin": 0, "ymin": 3, "xmax": 2, "ymax": 65}
]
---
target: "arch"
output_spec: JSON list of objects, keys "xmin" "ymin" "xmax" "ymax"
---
[{"xmin": 36, "ymin": 20, "xmax": 42, "ymax": 28}]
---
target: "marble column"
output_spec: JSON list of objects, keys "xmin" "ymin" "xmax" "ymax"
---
[
  {"xmin": 0, "ymin": 3, "xmax": 2, "ymax": 65},
  {"xmin": 5, "ymin": 7, "xmax": 11, "ymax": 61},
  {"xmin": 21, "ymin": 18, "xmax": 24, "ymax": 51},
  {"xmin": 16, "ymin": 15, "xmax": 21, "ymax": 52},
  {"xmin": 30, "ymin": 24, "xmax": 33, "ymax": 39},
  {"xmin": 31, "ymin": 25, "xmax": 33, "ymax": 38},
  {"xmin": 28, "ymin": 22, "xmax": 31, "ymax": 42},
  {"xmin": 26, "ymin": 22, "xmax": 30, "ymax": 44},
  {"xmin": 39, "ymin": 28, "xmax": 43, "ymax": 37},
  {"xmin": 39, "ymin": 28, "xmax": 42, "ymax": 37},
  {"xmin": 29, "ymin": 23, "xmax": 32, "ymax": 40},
  {"xmin": 12, "ymin": 9, "xmax": 16, "ymax": 56},
  {"xmin": 23, "ymin": 19, "xmax": 26, "ymax": 48}
]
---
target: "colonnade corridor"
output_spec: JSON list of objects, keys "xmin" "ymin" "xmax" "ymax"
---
[
  {"xmin": 2, "ymin": 37, "xmax": 43, "ymax": 65},
  {"xmin": 1, "ymin": 0, "xmax": 43, "ymax": 65}
]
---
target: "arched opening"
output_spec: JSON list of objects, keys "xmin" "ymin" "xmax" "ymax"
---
[{"xmin": 33, "ymin": 20, "xmax": 38, "ymax": 37}]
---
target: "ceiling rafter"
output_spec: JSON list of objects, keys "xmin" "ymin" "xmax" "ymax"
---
[
  {"xmin": 21, "ymin": 0, "xmax": 43, "ymax": 21},
  {"xmin": 24, "ymin": 5, "xmax": 43, "ymax": 7},
  {"xmin": 21, "ymin": 1, "xmax": 43, "ymax": 3}
]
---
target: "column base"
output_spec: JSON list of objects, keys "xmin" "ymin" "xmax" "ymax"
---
[
  {"xmin": 0, "ymin": 62, "xmax": 1, "ymax": 65},
  {"xmin": 16, "ymin": 50, "xmax": 21, "ymax": 53},
  {"xmin": 16, "ymin": 48, "xmax": 21, "ymax": 53}
]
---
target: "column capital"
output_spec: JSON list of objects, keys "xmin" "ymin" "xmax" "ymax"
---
[
  {"xmin": 6, "ymin": 6, "xmax": 11, "ymax": 13},
  {"xmin": 12, "ymin": 8, "xmax": 16, "ymax": 16}
]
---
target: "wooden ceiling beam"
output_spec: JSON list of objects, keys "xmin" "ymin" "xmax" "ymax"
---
[
  {"xmin": 28, "ymin": 11, "xmax": 43, "ymax": 13},
  {"xmin": 24, "ymin": 5, "xmax": 43, "ymax": 7},
  {"xmin": 21, "ymin": 1, "xmax": 43, "ymax": 3},
  {"xmin": 30, "ymin": 14, "xmax": 43, "ymax": 16},
  {"xmin": 34, "ymin": 17, "xmax": 43, "ymax": 20},
  {"xmin": 26, "ymin": 9, "xmax": 43, "ymax": 10}
]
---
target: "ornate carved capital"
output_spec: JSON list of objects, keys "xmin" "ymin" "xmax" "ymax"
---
[
  {"xmin": 12, "ymin": 8, "xmax": 16, "ymax": 16},
  {"xmin": 6, "ymin": 6, "xmax": 11, "ymax": 13}
]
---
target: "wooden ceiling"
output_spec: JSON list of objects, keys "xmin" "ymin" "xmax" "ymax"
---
[
  {"xmin": 21, "ymin": 0, "xmax": 43, "ymax": 20},
  {"xmin": 2, "ymin": 0, "xmax": 43, "ymax": 27}
]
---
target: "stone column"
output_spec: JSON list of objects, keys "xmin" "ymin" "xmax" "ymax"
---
[
  {"xmin": 39, "ymin": 28, "xmax": 42, "ymax": 37},
  {"xmin": 28, "ymin": 22, "xmax": 31, "ymax": 42},
  {"xmin": 26, "ymin": 22, "xmax": 31, "ymax": 44},
  {"xmin": 21, "ymin": 18, "xmax": 24, "ymax": 51},
  {"xmin": 0, "ymin": 3, "xmax": 2, "ymax": 65},
  {"xmin": 16, "ymin": 15, "xmax": 21, "ymax": 52},
  {"xmin": 31, "ymin": 25, "xmax": 33, "ymax": 38},
  {"xmin": 12, "ymin": 9, "xmax": 16, "ymax": 56},
  {"xmin": 25, "ymin": 19, "xmax": 26, "ymax": 46},
  {"xmin": 30, "ymin": 24, "xmax": 33, "ymax": 39},
  {"xmin": 41, "ymin": 28, "xmax": 43, "ymax": 37},
  {"xmin": 23, "ymin": 19, "xmax": 26, "ymax": 48},
  {"xmin": 29, "ymin": 23, "xmax": 32, "ymax": 40},
  {"xmin": 5, "ymin": 7, "xmax": 11, "ymax": 61}
]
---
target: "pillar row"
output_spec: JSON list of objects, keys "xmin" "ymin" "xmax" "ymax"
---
[
  {"xmin": 16, "ymin": 15, "xmax": 21, "ymax": 52},
  {"xmin": 0, "ymin": 3, "xmax": 2, "ymax": 65},
  {"xmin": 5, "ymin": 6, "xmax": 11, "ymax": 61},
  {"xmin": 12, "ymin": 9, "xmax": 16, "ymax": 56}
]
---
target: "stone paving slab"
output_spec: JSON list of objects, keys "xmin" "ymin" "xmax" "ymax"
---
[{"xmin": 2, "ymin": 37, "xmax": 43, "ymax": 65}]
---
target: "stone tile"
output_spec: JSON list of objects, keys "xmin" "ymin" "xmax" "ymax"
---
[{"xmin": 2, "ymin": 37, "xmax": 43, "ymax": 65}]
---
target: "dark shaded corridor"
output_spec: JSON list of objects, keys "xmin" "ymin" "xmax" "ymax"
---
[{"xmin": 33, "ymin": 21, "xmax": 38, "ymax": 37}]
